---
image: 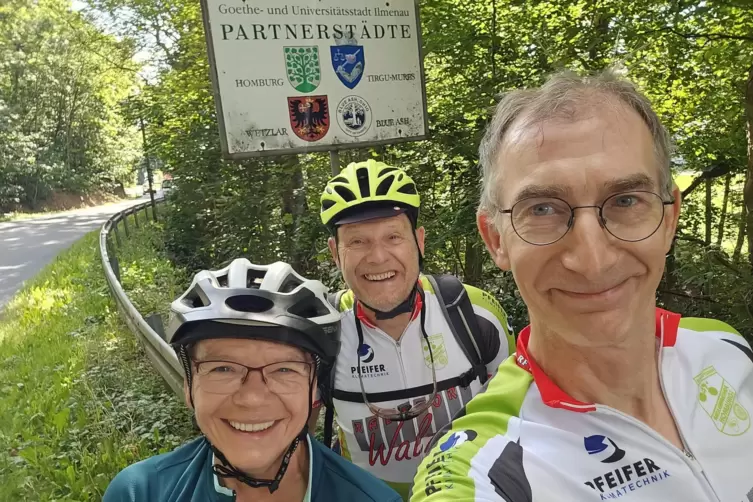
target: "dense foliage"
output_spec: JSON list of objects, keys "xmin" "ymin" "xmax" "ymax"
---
[
  {"xmin": 0, "ymin": 0, "xmax": 141, "ymax": 212},
  {"xmin": 83, "ymin": 0, "xmax": 753, "ymax": 339}
]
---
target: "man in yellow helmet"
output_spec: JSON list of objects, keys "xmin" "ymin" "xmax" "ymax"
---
[{"xmin": 312, "ymin": 159, "xmax": 516, "ymax": 500}]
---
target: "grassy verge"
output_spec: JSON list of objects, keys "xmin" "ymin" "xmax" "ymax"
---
[{"xmin": 0, "ymin": 222, "xmax": 194, "ymax": 500}]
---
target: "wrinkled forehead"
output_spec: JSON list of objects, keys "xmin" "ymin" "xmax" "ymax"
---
[
  {"xmin": 494, "ymin": 100, "xmax": 660, "ymax": 206},
  {"xmin": 193, "ymin": 337, "xmax": 309, "ymax": 362}
]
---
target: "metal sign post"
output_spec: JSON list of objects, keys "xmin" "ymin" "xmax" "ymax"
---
[{"xmin": 329, "ymin": 150, "xmax": 341, "ymax": 175}]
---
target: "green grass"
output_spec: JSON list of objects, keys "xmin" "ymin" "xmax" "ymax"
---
[{"xmin": 0, "ymin": 222, "xmax": 194, "ymax": 500}]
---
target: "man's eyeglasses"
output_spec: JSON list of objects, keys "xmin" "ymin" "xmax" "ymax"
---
[
  {"xmin": 497, "ymin": 191, "xmax": 675, "ymax": 246},
  {"xmin": 356, "ymin": 341, "xmax": 437, "ymax": 421},
  {"xmin": 354, "ymin": 289, "xmax": 438, "ymax": 421},
  {"xmin": 193, "ymin": 360, "xmax": 313, "ymax": 395}
]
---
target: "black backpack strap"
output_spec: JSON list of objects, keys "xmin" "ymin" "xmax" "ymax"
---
[
  {"xmin": 426, "ymin": 274, "xmax": 488, "ymax": 385},
  {"xmin": 322, "ymin": 404, "xmax": 335, "ymax": 448},
  {"xmin": 319, "ymin": 340, "xmax": 340, "ymax": 449},
  {"xmin": 331, "ymin": 370, "xmax": 478, "ymax": 403}
]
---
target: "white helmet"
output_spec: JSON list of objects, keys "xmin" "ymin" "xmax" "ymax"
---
[{"xmin": 167, "ymin": 258, "xmax": 341, "ymax": 366}]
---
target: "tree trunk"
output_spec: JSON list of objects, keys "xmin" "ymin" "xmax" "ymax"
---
[
  {"xmin": 745, "ymin": 65, "xmax": 753, "ymax": 267},
  {"xmin": 463, "ymin": 238, "xmax": 484, "ymax": 287},
  {"xmin": 717, "ymin": 173, "xmax": 732, "ymax": 247},
  {"xmin": 734, "ymin": 198, "xmax": 747, "ymax": 262},
  {"xmin": 661, "ymin": 243, "xmax": 677, "ymax": 311},
  {"xmin": 705, "ymin": 178, "xmax": 712, "ymax": 246},
  {"xmin": 281, "ymin": 157, "xmax": 307, "ymax": 271}
]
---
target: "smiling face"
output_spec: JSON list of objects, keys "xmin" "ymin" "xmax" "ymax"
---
[
  {"xmin": 185, "ymin": 338, "xmax": 315, "ymax": 476},
  {"xmin": 329, "ymin": 213, "xmax": 425, "ymax": 312},
  {"xmin": 478, "ymin": 99, "xmax": 680, "ymax": 346}
]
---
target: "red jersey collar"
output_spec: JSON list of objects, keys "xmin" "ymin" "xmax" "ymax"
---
[
  {"xmin": 514, "ymin": 307, "xmax": 681, "ymax": 413},
  {"xmin": 355, "ymin": 284, "xmax": 423, "ymax": 329}
]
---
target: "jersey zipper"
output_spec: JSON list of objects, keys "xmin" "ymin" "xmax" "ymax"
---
[
  {"xmin": 655, "ymin": 315, "xmax": 722, "ymax": 501},
  {"xmin": 368, "ymin": 320, "xmax": 414, "ymax": 389},
  {"xmin": 593, "ymin": 314, "xmax": 721, "ymax": 501}
]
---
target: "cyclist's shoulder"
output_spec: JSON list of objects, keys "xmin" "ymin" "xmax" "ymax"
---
[
  {"xmin": 420, "ymin": 274, "xmax": 507, "ymax": 314},
  {"xmin": 103, "ymin": 437, "xmax": 212, "ymax": 501},
  {"xmin": 429, "ymin": 356, "xmax": 534, "ymax": 446},
  {"xmin": 413, "ymin": 358, "xmax": 534, "ymax": 499},
  {"xmin": 333, "ymin": 289, "xmax": 355, "ymax": 312},
  {"xmin": 678, "ymin": 315, "xmax": 743, "ymax": 338},
  {"xmin": 312, "ymin": 439, "xmax": 402, "ymax": 501}
]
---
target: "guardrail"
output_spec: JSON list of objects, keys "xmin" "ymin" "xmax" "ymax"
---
[{"xmin": 99, "ymin": 199, "xmax": 184, "ymax": 397}]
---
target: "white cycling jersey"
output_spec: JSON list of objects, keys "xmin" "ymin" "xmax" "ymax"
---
[
  {"xmin": 322, "ymin": 275, "xmax": 515, "ymax": 500},
  {"xmin": 412, "ymin": 308, "xmax": 753, "ymax": 502}
]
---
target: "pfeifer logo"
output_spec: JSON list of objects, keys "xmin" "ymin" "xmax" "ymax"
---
[
  {"xmin": 584, "ymin": 435, "xmax": 626, "ymax": 464},
  {"xmin": 439, "ymin": 430, "xmax": 477, "ymax": 452},
  {"xmin": 358, "ymin": 343, "xmax": 375, "ymax": 363}
]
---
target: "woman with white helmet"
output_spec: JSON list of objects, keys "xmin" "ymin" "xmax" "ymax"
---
[{"xmin": 103, "ymin": 258, "xmax": 401, "ymax": 502}]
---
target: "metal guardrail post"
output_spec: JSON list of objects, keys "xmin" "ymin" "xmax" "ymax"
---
[
  {"xmin": 113, "ymin": 220, "xmax": 122, "ymax": 248},
  {"xmin": 99, "ymin": 197, "xmax": 182, "ymax": 396},
  {"xmin": 133, "ymin": 207, "xmax": 140, "ymax": 229},
  {"xmin": 122, "ymin": 211, "xmax": 130, "ymax": 238}
]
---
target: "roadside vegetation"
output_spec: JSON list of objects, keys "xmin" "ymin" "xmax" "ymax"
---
[{"xmin": 0, "ymin": 222, "xmax": 194, "ymax": 501}]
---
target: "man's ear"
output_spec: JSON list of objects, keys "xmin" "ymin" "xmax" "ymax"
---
[
  {"xmin": 183, "ymin": 379, "xmax": 193, "ymax": 410},
  {"xmin": 477, "ymin": 210, "xmax": 511, "ymax": 271},
  {"xmin": 415, "ymin": 226, "xmax": 426, "ymax": 257},
  {"xmin": 327, "ymin": 236, "xmax": 341, "ymax": 269},
  {"xmin": 327, "ymin": 237, "xmax": 340, "ymax": 269}
]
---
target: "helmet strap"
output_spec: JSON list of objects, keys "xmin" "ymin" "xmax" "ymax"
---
[{"xmin": 359, "ymin": 282, "xmax": 419, "ymax": 320}]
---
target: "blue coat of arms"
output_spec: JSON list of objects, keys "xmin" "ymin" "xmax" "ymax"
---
[{"xmin": 330, "ymin": 45, "xmax": 365, "ymax": 89}]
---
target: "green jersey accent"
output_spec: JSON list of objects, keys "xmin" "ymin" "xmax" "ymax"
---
[{"xmin": 411, "ymin": 357, "xmax": 532, "ymax": 500}]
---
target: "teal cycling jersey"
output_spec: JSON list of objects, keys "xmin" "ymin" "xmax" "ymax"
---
[{"xmin": 103, "ymin": 434, "xmax": 401, "ymax": 502}]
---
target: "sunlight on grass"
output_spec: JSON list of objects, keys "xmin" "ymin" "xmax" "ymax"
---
[{"xmin": 0, "ymin": 225, "xmax": 194, "ymax": 500}]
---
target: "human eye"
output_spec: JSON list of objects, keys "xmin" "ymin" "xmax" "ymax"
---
[
  {"xmin": 612, "ymin": 194, "xmax": 638, "ymax": 207},
  {"xmin": 517, "ymin": 198, "xmax": 566, "ymax": 218},
  {"xmin": 210, "ymin": 364, "xmax": 237, "ymax": 374},
  {"xmin": 269, "ymin": 362, "xmax": 308, "ymax": 377},
  {"xmin": 530, "ymin": 203, "xmax": 556, "ymax": 216},
  {"xmin": 198, "ymin": 362, "xmax": 239, "ymax": 375}
]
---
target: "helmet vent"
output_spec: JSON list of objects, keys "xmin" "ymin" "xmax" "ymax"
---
[
  {"xmin": 375, "ymin": 177, "xmax": 394, "ymax": 196},
  {"xmin": 356, "ymin": 168, "xmax": 371, "ymax": 198},
  {"xmin": 397, "ymin": 183, "xmax": 417, "ymax": 195},
  {"xmin": 321, "ymin": 199, "xmax": 335, "ymax": 211},
  {"xmin": 379, "ymin": 167, "xmax": 398, "ymax": 176},
  {"xmin": 279, "ymin": 274, "xmax": 303, "ymax": 293},
  {"xmin": 331, "ymin": 176, "xmax": 348, "ymax": 184},
  {"xmin": 288, "ymin": 298, "xmax": 330, "ymax": 319},
  {"xmin": 183, "ymin": 287, "xmax": 209, "ymax": 308},
  {"xmin": 226, "ymin": 295, "xmax": 274, "ymax": 313},
  {"xmin": 246, "ymin": 269, "xmax": 266, "ymax": 288},
  {"xmin": 216, "ymin": 274, "xmax": 228, "ymax": 287},
  {"xmin": 334, "ymin": 186, "xmax": 356, "ymax": 202}
]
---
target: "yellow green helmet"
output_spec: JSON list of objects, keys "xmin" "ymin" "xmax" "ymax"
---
[{"xmin": 320, "ymin": 159, "xmax": 420, "ymax": 228}]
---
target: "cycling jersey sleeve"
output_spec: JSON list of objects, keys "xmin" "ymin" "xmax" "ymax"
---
[
  {"xmin": 463, "ymin": 284, "xmax": 516, "ymax": 377},
  {"xmin": 411, "ymin": 358, "xmax": 533, "ymax": 502}
]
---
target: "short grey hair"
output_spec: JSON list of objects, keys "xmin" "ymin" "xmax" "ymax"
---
[{"xmin": 478, "ymin": 69, "xmax": 674, "ymax": 212}]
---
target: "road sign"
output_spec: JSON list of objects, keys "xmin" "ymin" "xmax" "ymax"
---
[{"xmin": 200, "ymin": 0, "xmax": 428, "ymax": 159}]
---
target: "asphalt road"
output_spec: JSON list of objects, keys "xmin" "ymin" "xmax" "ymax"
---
[{"xmin": 0, "ymin": 196, "xmax": 152, "ymax": 310}]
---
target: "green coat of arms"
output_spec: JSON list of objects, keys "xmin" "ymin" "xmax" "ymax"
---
[
  {"xmin": 422, "ymin": 334, "xmax": 448, "ymax": 370},
  {"xmin": 694, "ymin": 365, "xmax": 750, "ymax": 436},
  {"xmin": 284, "ymin": 46, "xmax": 321, "ymax": 93}
]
